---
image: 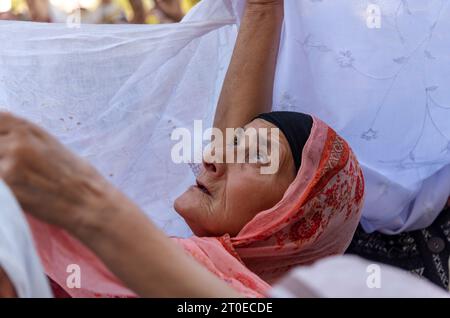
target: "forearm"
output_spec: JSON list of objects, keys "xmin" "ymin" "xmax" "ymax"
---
[
  {"xmin": 69, "ymin": 189, "xmax": 239, "ymax": 298},
  {"xmin": 214, "ymin": 1, "xmax": 284, "ymax": 131}
]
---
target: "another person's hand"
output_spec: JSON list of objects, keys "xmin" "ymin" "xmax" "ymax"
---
[{"xmin": 0, "ymin": 113, "xmax": 114, "ymax": 231}]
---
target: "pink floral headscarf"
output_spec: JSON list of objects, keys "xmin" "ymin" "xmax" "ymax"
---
[{"xmin": 27, "ymin": 117, "xmax": 365, "ymax": 298}]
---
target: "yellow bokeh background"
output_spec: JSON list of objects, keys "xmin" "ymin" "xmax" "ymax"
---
[{"xmin": 7, "ymin": 0, "xmax": 200, "ymax": 23}]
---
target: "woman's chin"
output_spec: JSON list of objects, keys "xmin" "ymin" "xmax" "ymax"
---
[
  {"xmin": 174, "ymin": 188, "xmax": 196, "ymax": 215},
  {"xmin": 174, "ymin": 191, "xmax": 215, "ymax": 237},
  {"xmin": 185, "ymin": 221, "xmax": 210, "ymax": 237},
  {"xmin": 174, "ymin": 191, "xmax": 199, "ymax": 227}
]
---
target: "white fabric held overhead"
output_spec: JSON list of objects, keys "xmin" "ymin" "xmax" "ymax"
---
[{"xmin": 0, "ymin": 0, "xmax": 449, "ymax": 236}]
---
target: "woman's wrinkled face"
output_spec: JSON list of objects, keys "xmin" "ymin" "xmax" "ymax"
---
[{"xmin": 174, "ymin": 119, "xmax": 296, "ymax": 237}]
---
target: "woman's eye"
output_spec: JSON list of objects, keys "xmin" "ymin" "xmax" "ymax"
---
[
  {"xmin": 256, "ymin": 152, "xmax": 269, "ymax": 164},
  {"xmin": 257, "ymin": 154, "xmax": 264, "ymax": 162}
]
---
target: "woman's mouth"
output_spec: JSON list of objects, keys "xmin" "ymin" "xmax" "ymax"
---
[{"xmin": 196, "ymin": 180, "xmax": 212, "ymax": 196}]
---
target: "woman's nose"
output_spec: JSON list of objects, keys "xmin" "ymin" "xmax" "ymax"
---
[
  {"xmin": 202, "ymin": 158, "xmax": 226, "ymax": 178},
  {"xmin": 202, "ymin": 142, "xmax": 227, "ymax": 177}
]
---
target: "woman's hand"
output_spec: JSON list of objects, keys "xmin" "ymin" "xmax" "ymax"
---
[{"xmin": 0, "ymin": 112, "xmax": 113, "ymax": 231}]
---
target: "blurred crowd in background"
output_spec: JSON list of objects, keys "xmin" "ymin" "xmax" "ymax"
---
[{"xmin": 0, "ymin": 0, "xmax": 200, "ymax": 24}]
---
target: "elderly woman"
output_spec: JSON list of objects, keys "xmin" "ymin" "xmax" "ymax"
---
[{"xmin": 0, "ymin": 0, "xmax": 364, "ymax": 297}]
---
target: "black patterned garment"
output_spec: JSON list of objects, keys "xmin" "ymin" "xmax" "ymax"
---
[{"xmin": 346, "ymin": 207, "xmax": 450, "ymax": 290}]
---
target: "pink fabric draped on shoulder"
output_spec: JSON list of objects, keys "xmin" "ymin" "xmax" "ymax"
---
[{"xmin": 27, "ymin": 117, "xmax": 365, "ymax": 298}]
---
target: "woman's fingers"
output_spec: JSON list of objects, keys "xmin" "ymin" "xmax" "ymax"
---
[
  {"xmin": 0, "ymin": 112, "xmax": 108, "ymax": 230},
  {"xmin": 0, "ymin": 112, "xmax": 47, "ymax": 139},
  {"xmin": 0, "ymin": 112, "xmax": 27, "ymax": 128}
]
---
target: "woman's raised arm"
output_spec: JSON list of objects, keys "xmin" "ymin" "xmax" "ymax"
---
[{"xmin": 213, "ymin": 0, "xmax": 284, "ymax": 132}]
